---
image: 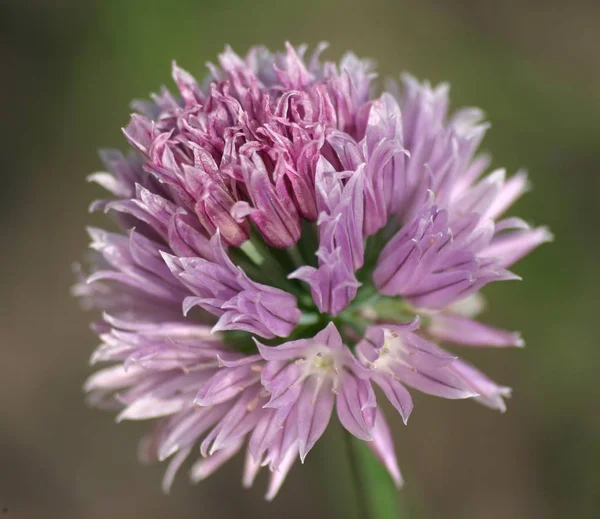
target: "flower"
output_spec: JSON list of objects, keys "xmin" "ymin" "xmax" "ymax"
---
[
  {"xmin": 74, "ymin": 42, "xmax": 551, "ymax": 499},
  {"xmin": 256, "ymin": 323, "xmax": 376, "ymax": 461}
]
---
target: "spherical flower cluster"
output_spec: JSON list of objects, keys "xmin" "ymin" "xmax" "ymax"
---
[{"xmin": 74, "ymin": 42, "xmax": 551, "ymax": 499}]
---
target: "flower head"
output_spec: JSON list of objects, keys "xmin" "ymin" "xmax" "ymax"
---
[{"xmin": 75, "ymin": 42, "xmax": 550, "ymax": 499}]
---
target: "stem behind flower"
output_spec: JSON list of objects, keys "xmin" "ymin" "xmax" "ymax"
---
[{"xmin": 344, "ymin": 431, "xmax": 405, "ymax": 519}]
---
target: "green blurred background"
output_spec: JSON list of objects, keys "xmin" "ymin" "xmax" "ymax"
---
[{"xmin": 1, "ymin": 1, "xmax": 599, "ymax": 517}]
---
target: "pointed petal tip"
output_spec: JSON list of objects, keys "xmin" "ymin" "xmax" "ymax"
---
[
  {"xmin": 514, "ymin": 333, "xmax": 525, "ymax": 348},
  {"xmin": 159, "ymin": 444, "xmax": 179, "ymax": 462},
  {"xmin": 85, "ymin": 273, "xmax": 102, "ymax": 285},
  {"xmin": 541, "ymin": 227, "xmax": 555, "ymax": 243},
  {"xmin": 460, "ymin": 389, "xmax": 481, "ymax": 400},
  {"xmin": 400, "ymin": 406, "xmax": 413, "ymax": 425},
  {"xmin": 210, "ymin": 320, "xmax": 226, "ymax": 334},
  {"xmin": 298, "ymin": 442, "xmax": 308, "ymax": 464}
]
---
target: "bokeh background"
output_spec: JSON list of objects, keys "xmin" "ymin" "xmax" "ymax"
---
[{"xmin": 2, "ymin": 1, "xmax": 599, "ymax": 517}]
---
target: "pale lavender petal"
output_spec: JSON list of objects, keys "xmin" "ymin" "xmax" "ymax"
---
[
  {"xmin": 336, "ymin": 372, "xmax": 374, "ymax": 441},
  {"xmin": 297, "ymin": 377, "xmax": 335, "ymax": 462},
  {"xmin": 429, "ymin": 314, "xmax": 524, "ymax": 347},
  {"xmin": 200, "ymin": 387, "xmax": 266, "ymax": 456},
  {"xmin": 255, "ymin": 339, "xmax": 311, "ymax": 362},
  {"xmin": 371, "ymin": 375, "xmax": 413, "ymax": 424},
  {"xmin": 159, "ymin": 406, "xmax": 228, "ymax": 461},
  {"xmin": 194, "ymin": 364, "xmax": 261, "ymax": 406},
  {"xmin": 481, "ymin": 226, "xmax": 554, "ymax": 268},
  {"xmin": 392, "ymin": 363, "xmax": 478, "ymax": 400},
  {"xmin": 161, "ymin": 445, "xmax": 192, "ymax": 494},
  {"xmin": 265, "ymin": 445, "xmax": 298, "ymax": 501},
  {"xmin": 189, "ymin": 440, "xmax": 243, "ymax": 482},
  {"xmin": 248, "ymin": 409, "xmax": 288, "ymax": 461},
  {"xmin": 450, "ymin": 359, "xmax": 512, "ymax": 412},
  {"xmin": 242, "ymin": 448, "xmax": 262, "ymax": 489},
  {"xmin": 484, "ymin": 170, "xmax": 530, "ymax": 221},
  {"xmin": 367, "ymin": 411, "xmax": 403, "ymax": 487}
]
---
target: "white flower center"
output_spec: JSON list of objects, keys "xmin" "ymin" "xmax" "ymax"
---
[
  {"xmin": 295, "ymin": 344, "xmax": 344, "ymax": 402},
  {"xmin": 372, "ymin": 329, "xmax": 408, "ymax": 373},
  {"xmin": 301, "ymin": 345, "xmax": 340, "ymax": 378}
]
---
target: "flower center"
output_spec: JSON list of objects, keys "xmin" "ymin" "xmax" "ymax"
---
[
  {"xmin": 307, "ymin": 349, "xmax": 336, "ymax": 374},
  {"xmin": 371, "ymin": 329, "xmax": 407, "ymax": 373}
]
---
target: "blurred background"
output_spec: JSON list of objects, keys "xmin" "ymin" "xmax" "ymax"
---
[{"xmin": 1, "ymin": 0, "xmax": 599, "ymax": 517}]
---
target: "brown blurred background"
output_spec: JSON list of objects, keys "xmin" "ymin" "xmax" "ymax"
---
[{"xmin": 1, "ymin": 0, "xmax": 599, "ymax": 517}]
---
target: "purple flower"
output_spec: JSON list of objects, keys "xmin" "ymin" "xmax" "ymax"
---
[
  {"xmin": 356, "ymin": 319, "xmax": 477, "ymax": 419},
  {"xmin": 256, "ymin": 323, "xmax": 376, "ymax": 461},
  {"xmin": 75, "ymin": 42, "xmax": 550, "ymax": 499}
]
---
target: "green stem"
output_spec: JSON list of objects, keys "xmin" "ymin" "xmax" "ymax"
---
[
  {"xmin": 343, "ymin": 432, "xmax": 405, "ymax": 519},
  {"xmin": 344, "ymin": 431, "xmax": 370, "ymax": 519},
  {"xmin": 287, "ymin": 244, "xmax": 305, "ymax": 269}
]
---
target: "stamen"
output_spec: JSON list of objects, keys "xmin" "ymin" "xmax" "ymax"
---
[{"xmin": 246, "ymin": 396, "xmax": 261, "ymax": 412}]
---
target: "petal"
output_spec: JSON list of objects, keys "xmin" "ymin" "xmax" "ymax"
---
[
  {"xmin": 265, "ymin": 445, "xmax": 298, "ymax": 501},
  {"xmin": 336, "ymin": 372, "xmax": 374, "ymax": 441},
  {"xmin": 392, "ymin": 363, "xmax": 478, "ymax": 400},
  {"xmin": 162, "ymin": 446, "xmax": 192, "ymax": 494},
  {"xmin": 429, "ymin": 314, "xmax": 524, "ymax": 347},
  {"xmin": 296, "ymin": 378, "xmax": 335, "ymax": 462},
  {"xmin": 194, "ymin": 365, "xmax": 260, "ymax": 406},
  {"xmin": 481, "ymin": 226, "xmax": 553, "ymax": 267},
  {"xmin": 373, "ymin": 375, "xmax": 413, "ymax": 424},
  {"xmin": 189, "ymin": 440, "xmax": 243, "ymax": 483},
  {"xmin": 243, "ymin": 448, "xmax": 262, "ymax": 489},
  {"xmin": 450, "ymin": 359, "xmax": 511, "ymax": 412},
  {"xmin": 255, "ymin": 338, "xmax": 311, "ymax": 361},
  {"xmin": 367, "ymin": 411, "xmax": 403, "ymax": 487}
]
